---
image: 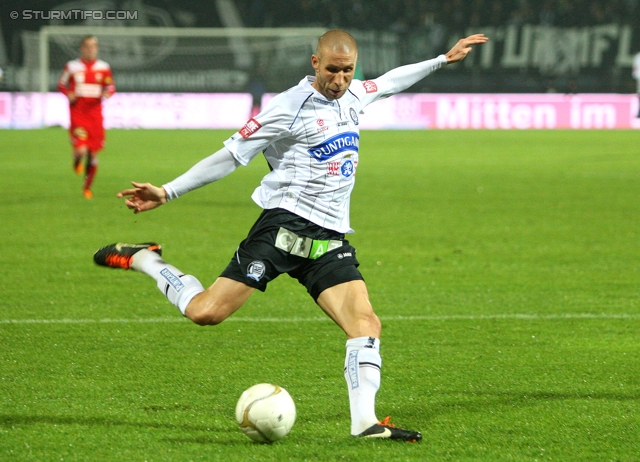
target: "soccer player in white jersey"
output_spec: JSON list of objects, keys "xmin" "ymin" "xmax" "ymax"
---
[{"xmin": 95, "ymin": 30, "xmax": 487, "ymax": 442}]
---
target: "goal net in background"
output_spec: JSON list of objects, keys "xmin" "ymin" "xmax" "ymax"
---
[{"xmin": 19, "ymin": 26, "xmax": 326, "ymax": 93}]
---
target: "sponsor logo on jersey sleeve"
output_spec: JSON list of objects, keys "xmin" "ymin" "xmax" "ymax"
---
[
  {"xmin": 308, "ymin": 132, "xmax": 359, "ymax": 161},
  {"xmin": 239, "ymin": 118, "xmax": 262, "ymax": 138},
  {"xmin": 363, "ymin": 80, "xmax": 378, "ymax": 93}
]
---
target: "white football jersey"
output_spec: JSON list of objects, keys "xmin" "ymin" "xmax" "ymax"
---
[
  {"xmin": 224, "ymin": 77, "xmax": 379, "ymax": 233},
  {"xmin": 224, "ymin": 55, "xmax": 447, "ymax": 233}
]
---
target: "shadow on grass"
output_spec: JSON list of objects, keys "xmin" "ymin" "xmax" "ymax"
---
[
  {"xmin": 160, "ymin": 436, "xmax": 247, "ymax": 446},
  {"xmin": 413, "ymin": 389, "xmax": 640, "ymax": 420},
  {"xmin": 0, "ymin": 413, "xmax": 234, "ymax": 434},
  {"xmin": 435, "ymin": 390, "xmax": 640, "ymax": 402}
]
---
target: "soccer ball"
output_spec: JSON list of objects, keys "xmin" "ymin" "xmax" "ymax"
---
[{"xmin": 235, "ymin": 383, "xmax": 296, "ymax": 443}]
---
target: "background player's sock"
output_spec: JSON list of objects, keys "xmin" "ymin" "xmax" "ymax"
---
[
  {"xmin": 73, "ymin": 155, "xmax": 83, "ymax": 174},
  {"xmin": 83, "ymin": 156, "xmax": 98, "ymax": 190},
  {"xmin": 344, "ymin": 336, "xmax": 382, "ymax": 435},
  {"xmin": 131, "ymin": 249, "xmax": 205, "ymax": 315}
]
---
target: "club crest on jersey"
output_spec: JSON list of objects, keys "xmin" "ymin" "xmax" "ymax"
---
[
  {"xmin": 308, "ymin": 132, "xmax": 359, "ymax": 162},
  {"xmin": 73, "ymin": 127, "xmax": 88, "ymax": 140},
  {"xmin": 349, "ymin": 108, "xmax": 359, "ymax": 125},
  {"xmin": 341, "ymin": 160, "xmax": 354, "ymax": 178},
  {"xmin": 239, "ymin": 118, "xmax": 262, "ymax": 139},
  {"xmin": 327, "ymin": 158, "xmax": 357, "ymax": 177}
]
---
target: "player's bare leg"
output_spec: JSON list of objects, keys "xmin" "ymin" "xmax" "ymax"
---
[
  {"xmin": 316, "ymin": 280, "xmax": 422, "ymax": 442},
  {"xmin": 184, "ymin": 277, "xmax": 255, "ymax": 325},
  {"xmin": 316, "ymin": 280, "xmax": 380, "ymax": 339},
  {"xmin": 94, "ymin": 244, "xmax": 253, "ymax": 324},
  {"xmin": 73, "ymin": 145, "xmax": 88, "ymax": 175}
]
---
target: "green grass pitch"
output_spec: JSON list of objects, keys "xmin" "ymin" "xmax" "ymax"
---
[{"xmin": 1, "ymin": 128, "xmax": 639, "ymax": 461}]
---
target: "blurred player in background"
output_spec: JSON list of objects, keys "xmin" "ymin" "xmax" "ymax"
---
[
  {"xmin": 58, "ymin": 36, "xmax": 115, "ymax": 199},
  {"xmin": 94, "ymin": 30, "xmax": 487, "ymax": 441},
  {"xmin": 634, "ymin": 51, "xmax": 640, "ymax": 118}
]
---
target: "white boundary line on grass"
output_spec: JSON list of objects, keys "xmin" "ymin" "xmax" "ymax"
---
[{"xmin": 1, "ymin": 313, "xmax": 639, "ymax": 325}]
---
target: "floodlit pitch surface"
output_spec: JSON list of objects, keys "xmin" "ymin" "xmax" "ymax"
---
[{"xmin": 1, "ymin": 128, "xmax": 638, "ymax": 461}]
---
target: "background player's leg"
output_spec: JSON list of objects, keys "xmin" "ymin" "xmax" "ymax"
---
[
  {"xmin": 83, "ymin": 151, "xmax": 98, "ymax": 197},
  {"xmin": 316, "ymin": 280, "xmax": 382, "ymax": 435},
  {"xmin": 73, "ymin": 145, "xmax": 88, "ymax": 174}
]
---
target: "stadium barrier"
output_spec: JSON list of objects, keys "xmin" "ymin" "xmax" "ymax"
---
[{"xmin": 1, "ymin": 92, "xmax": 639, "ymax": 129}]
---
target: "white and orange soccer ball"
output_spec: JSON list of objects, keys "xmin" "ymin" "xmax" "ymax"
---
[{"xmin": 235, "ymin": 383, "xmax": 296, "ymax": 443}]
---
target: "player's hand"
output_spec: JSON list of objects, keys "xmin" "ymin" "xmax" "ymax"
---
[
  {"xmin": 445, "ymin": 34, "xmax": 488, "ymax": 64},
  {"xmin": 67, "ymin": 92, "xmax": 77, "ymax": 103},
  {"xmin": 117, "ymin": 181, "xmax": 167, "ymax": 214}
]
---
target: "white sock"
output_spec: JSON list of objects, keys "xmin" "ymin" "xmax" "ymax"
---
[
  {"xmin": 131, "ymin": 249, "xmax": 205, "ymax": 315},
  {"xmin": 344, "ymin": 336, "xmax": 381, "ymax": 435}
]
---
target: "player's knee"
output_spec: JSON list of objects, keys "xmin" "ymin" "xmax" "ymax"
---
[
  {"xmin": 364, "ymin": 311, "xmax": 382, "ymax": 334},
  {"xmin": 353, "ymin": 310, "xmax": 381, "ymax": 337},
  {"xmin": 186, "ymin": 299, "xmax": 233, "ymax": 326},
  {"xmin": 188, "ymin": 306, "xmax": 224, "ymax": 326}
]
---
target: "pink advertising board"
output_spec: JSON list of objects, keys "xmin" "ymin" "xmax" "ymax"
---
[
  {"xmin": 262, "ymin": 93, "xmax": 640, "ymax": 130},
  {"xmin": 2, "ymin": 92, "xmax": 639, "ymax": 129},
  {"xmin": 0, "ymin": 92, "xmax": 253, "ymax": 129}
]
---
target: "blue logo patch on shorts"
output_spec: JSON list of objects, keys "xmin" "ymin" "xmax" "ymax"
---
[{"xmin": 247, "ymin": 261, "xmax": 266, "ymax": 281}]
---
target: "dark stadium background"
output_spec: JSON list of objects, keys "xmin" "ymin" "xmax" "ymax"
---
[{"xmin": 0, "ymin": 0, "xmax": 639, "ymax": 94}]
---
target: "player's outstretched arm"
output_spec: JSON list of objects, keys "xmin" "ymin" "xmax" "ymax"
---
[
  {"xmin": 117, "ymin": 147, "xmax": 240, "ymax": 214},
  {"xmin": 117, "ymin": 182, "xmax": 167, "ymax": 214},
  {"xmin": 445, "ymin": 34, "xmax": 489, "ymax": 64},
  {"xmin": 361, "ymin": 33, "xmax": 489, "ymax": 101}
]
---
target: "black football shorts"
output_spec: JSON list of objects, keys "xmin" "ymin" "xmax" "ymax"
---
[{"xmin": 220, "ymin": 208, "xmax": 363, "ymax": 300}]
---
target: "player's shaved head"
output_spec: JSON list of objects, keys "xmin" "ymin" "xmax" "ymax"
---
[
  {"xmin": 311, "ymin": 30, "xmax": 358, "ymax": 100},
  {"xmin": 315, "ymin": 30, "xmax": 357, "ymax": 59}
]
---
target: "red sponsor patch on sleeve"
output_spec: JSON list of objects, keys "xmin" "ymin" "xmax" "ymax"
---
[
  {"xmin": 239, "ymin": 118, "xmax": 262, "ymax": 139},
  {"xmin": 363, "ymin": 80, "xmax": 378, "ymax": 93}
]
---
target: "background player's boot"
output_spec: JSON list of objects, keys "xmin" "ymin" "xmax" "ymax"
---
[
  {"xmin": 83, "ymin": 188, "xmax": 93, "ymax": 199},
  {"xmin": 356, "ymin": 417, "xmax": 422, "ymax": 442},
  {"xmin": 94, "ymin": 243, "xmax": 162, "ymax": 270}
]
